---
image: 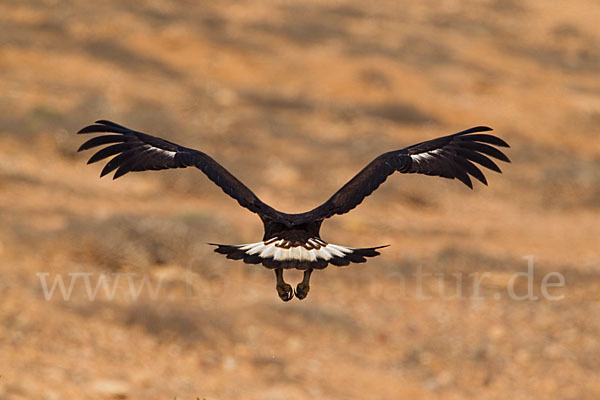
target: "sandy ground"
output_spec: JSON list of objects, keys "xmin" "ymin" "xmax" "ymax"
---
[{"xmin": 1, "ymin": 0, "xmax": 599, "ymax": 399}]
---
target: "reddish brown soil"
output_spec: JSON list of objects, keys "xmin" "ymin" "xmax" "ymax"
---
[{"xmin": 1, "ymin": 1, "xmax": 599, "ymax": 399}]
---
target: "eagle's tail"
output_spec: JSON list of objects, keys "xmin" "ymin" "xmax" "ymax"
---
[{"xmin": 209, "ymin": 239, "xmax": 388, "ymax": 270}]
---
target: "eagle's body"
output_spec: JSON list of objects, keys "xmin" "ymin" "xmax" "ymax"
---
[
  {"xmin": 77, "ymin": 120, "xmax": 510, "ymax": 301},
  {"xmin": 215, "ymin": 218, "xmax": 385, "ymax": 269}
]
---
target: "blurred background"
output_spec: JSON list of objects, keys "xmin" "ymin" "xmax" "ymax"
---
[{"xmin": 1, "ymin": 0, "xmax": 599, "ymax": 399}]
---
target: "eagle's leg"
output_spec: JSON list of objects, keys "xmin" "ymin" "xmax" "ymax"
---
[
  {"xmin": 275, "ymin": 268, "xmax": 294, "ymax": 302},
  {"xmin": 295, "ymin": 268, "xmax": 313, "ymax": 300}
]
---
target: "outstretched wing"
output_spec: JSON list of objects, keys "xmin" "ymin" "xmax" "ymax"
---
[
  {"xmin": 77, "ymin": 120, "xmax": 281, "ymax": 220},
  {"xmin": 296, "ymin": 126, "xmax": 510, "ymax": 223}
]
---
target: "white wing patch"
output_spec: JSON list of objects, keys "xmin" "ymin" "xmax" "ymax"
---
[
  {"xmin": 410, "ymin": 149, "xmax": 441, "ymax": 163},
  {"xmin": 143, "ymin": 144, "xmax": 177, "ymax": 159},
  {"xmin": 239, "ymin": 239, "xmax": 353, "ymax": 261}
]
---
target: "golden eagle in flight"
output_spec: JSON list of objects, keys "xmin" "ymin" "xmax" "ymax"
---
[{"xmin": 77, "ymin": 121, "xmax": 510, "ymax": 301}]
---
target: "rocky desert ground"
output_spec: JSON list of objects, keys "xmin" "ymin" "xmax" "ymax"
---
[{"xmin": 1, "ymin": 0, "xmax": 599, "ymax": 399}]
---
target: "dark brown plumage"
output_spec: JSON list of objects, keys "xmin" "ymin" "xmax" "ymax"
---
[{"xmin": 78, "ymin": 120, "xmax": 510, "ymax": 301}]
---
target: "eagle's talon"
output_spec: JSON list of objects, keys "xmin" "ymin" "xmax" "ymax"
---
[
  {"xmin": 277, "ymin": 283, "xmax": 294, "ymax": 302},
  {"xmin": 295, "ymin": 283, "xmax": 310, "ymax": 300}
]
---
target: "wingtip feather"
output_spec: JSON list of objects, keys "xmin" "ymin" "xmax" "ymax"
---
[
  {"xmin": 77, "ymin": 125, "xmax": 99, "ymax": 134},
  {"xmin": 112, "ymin": 170, "xmax": 125, "ymax": 179},
  {"xmin": 460, "ymin": 126, "xmax": 493, "ymax": 135},
  {"xmin": 462, "ymin": 175, "xmax": 474, "ymax": 189}
]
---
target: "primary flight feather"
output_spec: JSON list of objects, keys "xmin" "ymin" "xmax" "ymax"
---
[{"xmin": 78, "ymin": 121, "xmax": 510, "ymax": 301}]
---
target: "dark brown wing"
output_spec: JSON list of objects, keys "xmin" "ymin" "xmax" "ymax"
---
[
  {"xmin": 294, "ymin": 126, "xmax": 510, "ymax": 223},
  {"xmin": 77, "ymin": 120, "xmax": 282, "ymax": 220}
]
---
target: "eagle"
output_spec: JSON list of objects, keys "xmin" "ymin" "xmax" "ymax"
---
[{"xmin": 77, "ymin": 120, "xmax": 510, "ymax": 301}]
